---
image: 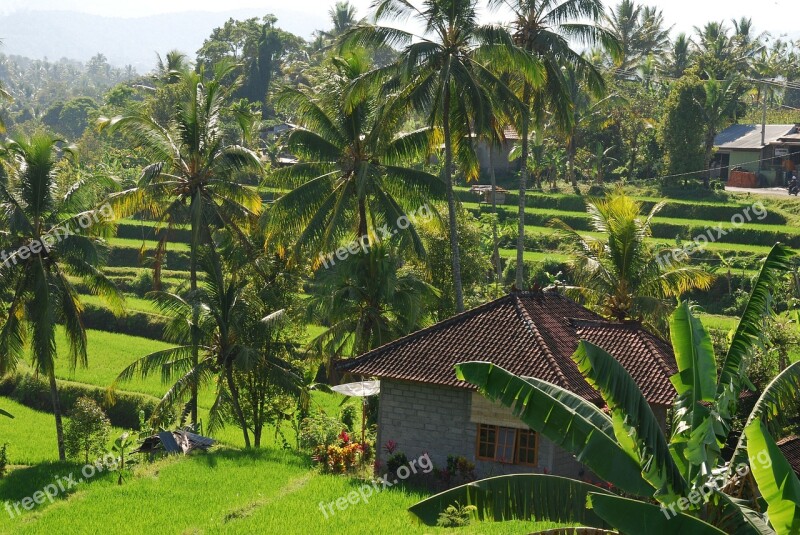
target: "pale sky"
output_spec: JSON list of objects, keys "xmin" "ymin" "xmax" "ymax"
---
[{"xmin": 1, "ymin": 0, "xmax": 796, "ymax": 39}]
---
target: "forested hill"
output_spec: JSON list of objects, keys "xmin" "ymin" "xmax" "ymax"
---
[{"xmin": 0, "ymin": 8, "xmax": 322, "ymax": 70}]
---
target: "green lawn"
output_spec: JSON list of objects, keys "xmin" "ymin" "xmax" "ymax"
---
[
  {"xmin": 107, "ymin": 236, "xmax": 191, "ymax": 252},
  {"xmin": 0, "ymin": 448, "xmax": 562, "ymax": 535},
  {"xmin": 0, "ymin": 399, "xmax": 127, "ymax": 466}
]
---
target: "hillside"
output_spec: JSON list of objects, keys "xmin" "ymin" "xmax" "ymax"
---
[{"xmin": 0, "ymin": 9, "xmax": 319, "ymax": 69}]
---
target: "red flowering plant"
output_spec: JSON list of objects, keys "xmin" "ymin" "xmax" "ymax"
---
[{"xmin": 311, "ymin": 429, "xmax": 371, "ymax": 474}]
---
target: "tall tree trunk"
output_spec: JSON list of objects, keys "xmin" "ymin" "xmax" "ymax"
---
[
  {"xmin": 225, "ymin": 366, "xmax": 251, "ymax": 448},
  {"xmin": 567, "ymin": 137, "xmax": 577, "ymax": 190},
  {"xmin": 49, "ymin": 372, "xmax": 66, "ymax": 461},
  {"xmin": 358, "ymin": 197, "xmax": 368, "ymax": 238},
  {"xmin": 488, "ymin": 148, "xmax": 501, "ymax": 285},
  {"xmin": 516, "ymin": 85, "xmax": 531, "ymax": 289},
  {"xmin": 189, "ymin": 192, "xmax": 200, "ymax": 429},
  {"xmin": 443, "ymin": 82, "xmax": 464, "ymax": 313}
]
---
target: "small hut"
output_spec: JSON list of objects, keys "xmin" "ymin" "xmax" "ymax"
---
[
  {"xmin": 470, "ymin": 184, "xmax": 508, "ymax": 204},
  {"xmin": 135, "ymin": 429, "xmax": 215, "ymax": 455}
]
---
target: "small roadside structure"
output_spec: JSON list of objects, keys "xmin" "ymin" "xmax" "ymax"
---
[
  {"xmin": 135, "ymin": 429, "xmax": 215, "ymax": 455},
  {"xmin": 470, "ymin": 184, "xmax": 508, "ymax": 204},
  {"xmin": 714, "ymin": 123, "xmax": 800, "ymax": 186}
]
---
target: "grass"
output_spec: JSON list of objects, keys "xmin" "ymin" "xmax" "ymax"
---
[
  {"xmin": 0, "ymin": 399, "xmax": 127, "ymax": 466},
  {"xmin": 107, "ymin": 236, "xmax": 191, "ymax": 252},
  {"xmin": 0, "ymin": 448, "xmax": 561, "ymax": 535}
]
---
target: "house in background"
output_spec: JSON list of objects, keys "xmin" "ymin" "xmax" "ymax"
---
[
  {"xmin": 338, "ymin": 290, "xmax": 677, "ymax": 479},
  {"xmin": 473, "ymin": 126, "xmax": 522, "ymax": 178},
  {"xmin": 713, "ymin": 124, "xmax": 800, "ymax": 186}
]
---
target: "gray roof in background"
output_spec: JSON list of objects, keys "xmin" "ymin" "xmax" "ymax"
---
[{"xmin": 714, "ymin": 124, "xmax": 795, "ymax": 151}]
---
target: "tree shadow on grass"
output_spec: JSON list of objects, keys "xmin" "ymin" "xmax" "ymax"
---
[
  {"xmin": 190, "ymin": 446, "xmax": 311, "ymax": 470},
  {"xmin": 0, "ymin": 460, "xmax": 118, "ymax": 510}
]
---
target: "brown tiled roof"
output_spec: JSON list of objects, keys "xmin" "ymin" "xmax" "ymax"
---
[
  {"xmin": 338, "ymin": 291, "xmax": 678, "ymax": 406},
  {"xmin": 778, "ymin": 436, "xmax": 800, "ymax": 477}
]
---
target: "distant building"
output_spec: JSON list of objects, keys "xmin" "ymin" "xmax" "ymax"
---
[
  {"xmin": 473, "ymin": 126, "xmax": 523, "ymax": 177},
  {"xmin": 713, "ymin": 124, "xmax": 800, "ymax": 186}
]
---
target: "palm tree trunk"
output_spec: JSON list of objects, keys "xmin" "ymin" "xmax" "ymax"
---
[
  {"xmin": 358, "ymin": 198, "xmax": 368, "ymax": 238},
  {"xmin": 567, "ymin": 137, "xmax": 577, "ymax": 191},
  {"xmin": 49, "ymin": 372, "xmax": 66, "ymax": 461},
  {"xmin": 516, "ymin": 85, "xmax": 531, "ymax": 289},
  {"xmin": 488, "ymin": 149, "xmax": 501, "ymax": 286},
  {"xmin": 225, "ymin": 365, "xmax": 251, "ymax": 448},
  {"xmin": 443, "ymin": 82, "xmax": 464, "ymax": 313},
  {"xmin": 189, "ymin": 252, "xmax": 199, "ymax": 428}
]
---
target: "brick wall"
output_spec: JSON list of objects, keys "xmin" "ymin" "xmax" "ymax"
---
[
  {"xmin": 377, "ymin": 378, "xmax": 672, "ymax": 480},
  {"xmin": 377, "ymin": 379, "xmax": 556, "ymax": 477}
]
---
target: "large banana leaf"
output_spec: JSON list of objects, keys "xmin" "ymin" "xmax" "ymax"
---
[
  {"xmin": 668, "ymin": 302, "xmax": 724, "ymax": 482},
  {"xmin": 729, "ymin": 361, "xmax": 800, "ymax": 475},
  {"xmin": 573, "ymin": 341, "xmax": 687, "ymax": 501},
  {"xmin": 455, "ymin": 361, "xmax": 654, "ymax": 497},
  {"xmin": 408, "ymin": 473, "xmax": 611, "ymax": 528},
  {"xmin": 717, "ymin": 244, "xmax": 794, "ymax": 399},
  {"xmin": 587, "ymin": 492, "xmax": 727, "ymax": 534},
  {"xmin": 745, "ymin": 419, "xmax": 800, "ymax": 534},
  {"xmin": 670, "ymin": 301, "xmax": 717, "ymax": 402},
  {"xmin": 711, "ymin": 493, "xmax": 774, "ymax": 535}
]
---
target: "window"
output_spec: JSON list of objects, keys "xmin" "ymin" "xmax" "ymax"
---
[{"xmin": 476, "ymin": 424, "xmax": 538, "ymax": 466}]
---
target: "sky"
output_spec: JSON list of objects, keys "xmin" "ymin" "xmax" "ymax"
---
[{"xmin": 0, "ymin": 0, "xmax": 796, "ymax": 40}]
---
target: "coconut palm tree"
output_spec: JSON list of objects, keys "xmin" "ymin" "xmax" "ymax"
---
[
  {"xmin": 488, "ymin": 0, "xmax": 618, "ymax": 288},
  {"xmin": 266, "ymin": 51, "xmax": 444, "ymax": 265},
  {"xmin": 661, "ymin": 33, "xmax": 692, "ymax": 78},
  {"xmin": 0, "ymin": 133, "xmax": 122, "ymax": 460},
  {"xmin": 699, "ymin": 76, "xmax": 742, "ymax": 184},
  {"xmin": 345, "ymin": 0, "xmax": 538, "ymax": 312},
  {"xmin": 603, "ymin": 0, "xmax": 672, "ymax": 73},
  {"xmin": 411, "ymin": 244, "xmax": 800, "ymax": 534},
  {"xmin": 550, "ymin": 193, "xmax": 713, "ymax": 329},
  {"xmin": 100, "ymin": 61, "xmax": 263, "ymax": 426},
  {"xmin": 326, "ymin": 1, "xmax": 362, "ymax": 38},
  {"xmin": 112, "ymin": 247, "xmax": 293, "ymax": 448},
  {"xmin": 306, "ymin": 239, "xmax": 440, "ymax": 361}
]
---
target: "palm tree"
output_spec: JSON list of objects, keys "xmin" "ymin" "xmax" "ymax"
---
[
  {"xmin": 113, "ymin": 248, "xmax": 294, "ymax": 448},
  {"xmin": 100, "ymin": 62, "xmax": 263, "ymax": 426},
  {"xmin": 488, "ymin": 0, "xmax": 618, "ymax": 288},
  {"xmin": 560, "ymin": 66, "xmax": 621, "ymax": 190},
  {"xmin": 0, "ymin": 133, "xmax": 122, "ymax": 460},
  {"xmin": 699, "ymin": 76, "xmax": 742, "ymax": 185},
  {"xmin": 326, "ymin": 2, "xmax": 361, "ymax": 38},
  {"xmin": 346, "ymin": 0, "xmax": 537, "ymax": 312},
  {"xmin": 550, "ymin": 193, "xmax": 713, "ymax": 329},
  {"xmin": 411, "ymin": 245, "xmax": 800, "ymax": 533},
  {"xmin": 307, "ymin": 240, "xmax": 440, "ymax": 361},
  {"xmin": 154, "ymin": 50, "xmax": 191, "ymax": 84},
  {"xmin": 661, "ymin": 33, "xmax": 692, "ymax": 78},
  {"xmin": 266, "ymin": 51, "xmax": 443, "ymax": 265},
  {"xmin": 603, "ymin": 0, "xmax": 671, "ymax": 73}
]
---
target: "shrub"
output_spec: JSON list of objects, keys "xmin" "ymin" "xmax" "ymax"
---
[
  {"xmin": 340, "ymin": 404, "xmax": 358, "ymax": 432},
  {"xmin": 298, "ymin": 412, "xmax": 344, "ymax": 450},
  {"xmin": 0, "ymin": 373, "xmax": 165, "ymax": 429},
  {"xmin": 0, "ymin": 443, "xmax": 7, "ymax": 478},
  {"xmin": 436, "ymin": 502, "xmax": 476, "ymax": 527},
  {"xmin": 65, "ymin": 397, "xmax": 111, "ymax": 463},
  {"xmin": 131, "ymin": 271, "xmax": 154, "ymax": 297}
]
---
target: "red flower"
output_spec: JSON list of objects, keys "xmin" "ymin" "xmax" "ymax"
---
[{"xmin": 339, "ymin": 430, "xmax": 350, "ymax": 444}]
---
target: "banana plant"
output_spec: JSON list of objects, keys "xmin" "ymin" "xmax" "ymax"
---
[{"xmin": 410, "ymin": 244, "xmax": 800, "ymax": 534}]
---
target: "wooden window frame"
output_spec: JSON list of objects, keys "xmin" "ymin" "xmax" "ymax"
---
[{"xmin": 475, "ymin": 424, "xmax": 538, "ymax": 467}]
